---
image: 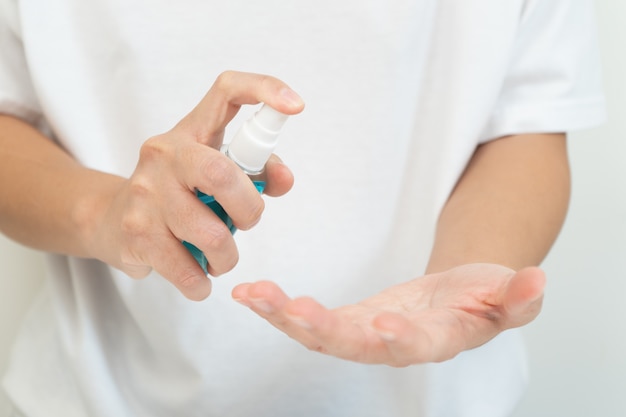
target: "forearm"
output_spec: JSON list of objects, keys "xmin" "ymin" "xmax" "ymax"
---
[
  {"xmin": 0, "ymin": 114, "xmax": 124, "ymax": 257},
  {"xmin": 426, "ymin": 133, "xmax": 570, "ymax": 273}
]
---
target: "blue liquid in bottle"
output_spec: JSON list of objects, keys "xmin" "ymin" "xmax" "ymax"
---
[
  {"xmin": 183, "ymin": 181, "xmax": 266, "ymax": 274},
  {"xmin": 183, "ymin": 104, "xmax": 289, "ymax": 274}
]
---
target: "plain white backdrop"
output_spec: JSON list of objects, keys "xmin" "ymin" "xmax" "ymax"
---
[
  {"xmin": 0, "ymin": 0, "xmax": 624, "ymax": 415},
  {"xmin": 511, "ymin": 1, "xmax": 626, "ymax": 416}
]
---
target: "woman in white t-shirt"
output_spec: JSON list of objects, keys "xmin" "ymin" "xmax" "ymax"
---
[{"xmin": 0, "ymin": 1, "xmax": 605, "ymax": 416}]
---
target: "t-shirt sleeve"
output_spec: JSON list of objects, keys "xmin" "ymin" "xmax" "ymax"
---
[
  {"xmin": 0, "ymin": 0, "xmax": 44, "ymax": 125},
  {"xmin": 479, "ymin": 0, "xmax": 606, "ymax": 142}
]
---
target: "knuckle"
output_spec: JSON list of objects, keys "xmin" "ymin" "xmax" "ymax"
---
[
  {"xmin": 208, "ymin": 256, "xmax": 239, "ymax": 277},
  {"xmin": 214, "ymin": 70, "xmax": 237, "ymax": 93},
  {"xmin": 127, "ymin": 174, "xmax": 154, "ymax": 200},
  {"xmin": 201, "ymin": 156, "xmax": 236, "ymax": 192},
  {"xmin": 224, "ymin": 252, "xmax": 240, "ymax": 272},
  {"xmin": 119, "ymin": 205, "xmax": 152, "ymax": 241},
  {"xmin": 258, "ymin": 74, "xmax": 273, "ymax": 89},
  {"xmin": 139, "ymin": 135, "xmax": 168, "ymax": 163},
  {"xmin": 239, "ymin": 197, "xmax": 265, "ymax": 230},
  {"xmin": 176, "ymin": 267, "xmax": 205, "ymax": 290},
  {"xmin": 205, "ymin": 240, "xmax": 239, "ymax": 277},
  {"xmin": 203, "ymin": 222, "xmax": 233, "ymax": 252}
]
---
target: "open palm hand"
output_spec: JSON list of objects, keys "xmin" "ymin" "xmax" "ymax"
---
[{"xmin": 232, "ymin": 263, "xmax": 545, "ymax": 366}]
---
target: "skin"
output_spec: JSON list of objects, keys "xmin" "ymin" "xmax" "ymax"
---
[
  {"xmin": 0, "ymin": 71, "xmax": 567, "ymax": 366},
  {"xmin": 0, "ymin": 71, "xmax": 304, "ymax": 301},
  {"xmin": 231, "ymin": 132, "xmax": 568, "ymax": 366}
]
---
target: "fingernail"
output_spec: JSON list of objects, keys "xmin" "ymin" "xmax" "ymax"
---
[
  {"xmin": 232, "ymin": 297, "xmax": 252, "ymax": 308},
  {"xmin": 280, "ymin": 88, "xmax": 304, "ymax": 108},
  {"xmin": 250, "ymin": 299, "xmax": 274, "ymax": 314}
]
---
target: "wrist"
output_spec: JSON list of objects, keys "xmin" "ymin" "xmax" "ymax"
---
[{"xmin": 71, "ymin": 170, "xmax": 126, "ymax": 259}]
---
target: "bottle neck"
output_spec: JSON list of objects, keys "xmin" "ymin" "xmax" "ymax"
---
[{"xmin": 225, "ymin": 148, "xmax": 265, "ymax": 176}]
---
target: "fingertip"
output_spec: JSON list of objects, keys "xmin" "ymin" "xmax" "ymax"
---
[
  {"xmin": 276, "ymin": 86, "xmax": 305, "ymax": 115},
  {"xmin": 246, "ymin": 280, "xmax": 280, "ymax": 299},
  {"xmin": 152, "ymin": 241, "xmax": 214, "ymax": 301},
  {"xmin": 231, "ymin": 283, "xmax": 251, "ymax": 300},
  {"xmin": 503, "ymin": 267, "xmax": 547, "ymax": 323},
  {"xmin": 511, "ymin": 266, "xmax": 546, "ymax": 302},
  {"xmin": 181, "ymin": 276, "xmax": 213, "ymax": 302},
  {"xmin": 256, "ymin": 77, "xmax": 307, "ymax": 115},
  {"xmin": 263, "ymin": 158, "xmax": 294, "ymax": 197}
]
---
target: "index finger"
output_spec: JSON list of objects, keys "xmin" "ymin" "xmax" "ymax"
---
[{"xmin": 175, "ymin": 71, "xmax": 305, "ymax": 147}]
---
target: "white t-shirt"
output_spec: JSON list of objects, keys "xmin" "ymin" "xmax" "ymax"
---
[{"xmin": 0, "ymin": 1, "xmax": 605, "ymax": 416}]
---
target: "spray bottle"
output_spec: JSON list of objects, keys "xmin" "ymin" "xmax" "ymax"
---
[{"xmin": 183, "ymin": 104, "xmax": 290, "ymax": 274}]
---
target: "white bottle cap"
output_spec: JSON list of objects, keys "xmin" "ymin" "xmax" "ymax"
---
[{"xmin": 226, "ymin": 104, "xmax": 289, "ymax": 174}]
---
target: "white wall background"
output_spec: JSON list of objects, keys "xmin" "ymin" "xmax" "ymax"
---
[
  {"xmin": 511, "ymin": 1, "xmax": 626, "ymax": 416},
  {"xmin": 0, "ymin": 0, "xmax": 624, "ymax": 415}
]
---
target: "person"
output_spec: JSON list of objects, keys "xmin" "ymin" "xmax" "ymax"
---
[{"xmin": 0, "ymin": 1, "xmax": 605, "ymax": 416}]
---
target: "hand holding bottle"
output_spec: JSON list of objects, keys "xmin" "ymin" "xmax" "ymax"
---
[
  {"xmin": 184, "ymin": 103, "xmax": 293, "ymax": 273},
  {"xmin": 88, "ymin": 71, "xmax": 304, "ymax": 300}
]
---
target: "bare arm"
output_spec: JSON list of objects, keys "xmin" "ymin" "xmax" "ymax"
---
[
  {"xmin": 0, "ymin": 115, "xmax": 124, "ymax": 257},
  {"xmin": 427, "ymin": 133, "xmax": 570, "ymax": 272}
]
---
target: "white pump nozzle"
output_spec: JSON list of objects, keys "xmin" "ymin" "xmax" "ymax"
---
[{"xmin": 226, "ymin": 104, "xmax": 289, "ymax": 174}]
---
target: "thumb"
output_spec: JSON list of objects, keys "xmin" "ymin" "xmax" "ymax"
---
[
  {"xmin": 175, "ymin": 71, "xmax": 305, "ymax": 146},
  {"xmin": 502, "ymin": 266, "xmax": 547, "ymax": 328}
]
